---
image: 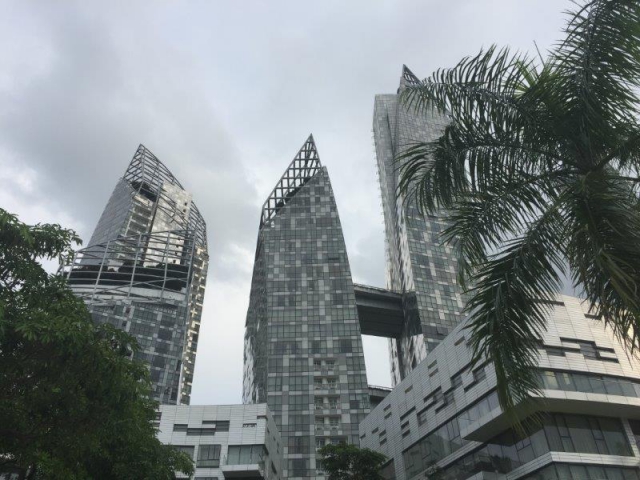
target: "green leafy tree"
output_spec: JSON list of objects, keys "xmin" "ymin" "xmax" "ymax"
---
[
  {"xmin": 398, "ymin": 0, "xmax": 640, "ymax": 421},
  {"xmin": 0, "ymin": 209, "xmax": 194, "ymax": 479},
  {"xmin": 318, "ymin": 443, "xmax": 388, "ymax": 480}
]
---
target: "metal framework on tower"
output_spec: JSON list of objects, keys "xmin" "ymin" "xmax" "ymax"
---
[
  {"xmin": 259, "ymin": 134, "xmax": 322, "ymax": 229},
  {"xmin": 125, "ymin": 144, "xmax": 208, "ymax": 250}
]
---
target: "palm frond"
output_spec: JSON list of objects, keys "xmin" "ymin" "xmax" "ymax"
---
[
  {"xmin": 398, "ymin": 124, "xmax": 564, "ymax": 215},
  {"xmin": 396, "ymin": 0, "xmax": 640, "ymax": 429},
  {"xmin": 565, "ymin": 168, "xmax": 640, "ymax": 353},
  {"xmin": 553, "ymin": 0, "xmax": 640, "ymax": 159},
  {"xmin": 401, "ymin": 47, "xmax": 535, "ymax": 128},
  {"xmin": 442, "ymin": 174, "xmax": 561, "ymax": 288},
  {"xmin": 466, "ymin": 203, "xmax": 566, "ymax": 427}
]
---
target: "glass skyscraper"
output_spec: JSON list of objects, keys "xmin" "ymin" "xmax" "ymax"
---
[
  {"xmin": 62, "ymin": 145, "xmax": 208, "ymax": 405},
  {"xmin": 243, "ymin": 136, "xmax": 370, "ymax": 479},
  {"xmin": 373, "ymin": 66, "xmax": 466, "ymax": 385}
]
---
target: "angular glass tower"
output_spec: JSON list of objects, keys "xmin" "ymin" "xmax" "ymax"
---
[
  {"xmin": 373, "ymin": 66, "xmax": 466, "ymax": 385},
  {"xmin": 63, "ymin": 145, "xmax": 208, "ymax": 405},
  {"xmin": 243, "ymin": 136, "xmax": 370, "ymax": 479}
]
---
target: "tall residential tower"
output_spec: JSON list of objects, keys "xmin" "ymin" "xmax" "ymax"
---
[
  {"xmin": 373, "ymin": 66, "xmax": 466, "ymax": 385},
  {"xmin": 63, "ymin": 145, "xmax": 208, "ymax": 405},
  {"xmin": 243, "ymin": 136, "xmax": 370, "ymax": 479}
]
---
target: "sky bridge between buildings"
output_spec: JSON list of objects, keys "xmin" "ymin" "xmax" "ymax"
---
[{"xmin": 353, "ymin": 283, "xmax": 405, "ymax": 338}]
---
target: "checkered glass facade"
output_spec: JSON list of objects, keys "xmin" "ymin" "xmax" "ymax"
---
[
  {"xmin": 373, "ymin": 67, "xmax": 466, "ymax": 385},
  {"xmin": 243, "ymin": 138, "xmax": 369, "ymax": 479}
]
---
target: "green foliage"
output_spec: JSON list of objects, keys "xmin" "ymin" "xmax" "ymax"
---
[
  {"xmin": 399, "ymin": 0, "xmax": 640, "ymax": 426},
  {"xmin": 0, "ymin": 209, "xmax": 194, "ymax": 479},
  {"xmin": 318, "ymin": 443, "xmax": 388, "ymax": 480}
]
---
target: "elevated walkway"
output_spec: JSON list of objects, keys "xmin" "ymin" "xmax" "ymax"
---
[{"xmin": 354, "ymin": 284, "xmax": 404, "ymax": 338}]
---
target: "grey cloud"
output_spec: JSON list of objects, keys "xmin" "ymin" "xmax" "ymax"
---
[
  {"xmin": 0, "ymin": 2, "xmax": 260, "ymax": 286},
  {"xmin": 0, "ymin": 0, "xmax": 572, "ymax": 402}
]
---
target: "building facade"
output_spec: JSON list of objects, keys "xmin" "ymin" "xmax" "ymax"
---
[
  {"xmin": 360, "ymin": 295, "xmax": 640, "ymax": 480},
  {"xmin": 157, "ymin": 404, "xmax": 282, "ymax": 480},
  {"xmin": 243, "ymin": 136, "xmax": 370, "ymax": 479},
  {"xmin": 373, "ymin": 66, "xmax": 466, "ymax": 385},
  {"xmin": 62, "ymin": 145, "xmax": 208, "ymax": 405}
]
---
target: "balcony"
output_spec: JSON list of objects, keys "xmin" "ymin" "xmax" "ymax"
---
[{"xmin": 221, "ymin": 457, "xmax": 267, "ymax": 479}]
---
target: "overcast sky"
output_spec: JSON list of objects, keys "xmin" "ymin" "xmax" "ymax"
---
[{"xmin": 0, "ymin": 0, "xmax": 570, "ymax": 404}]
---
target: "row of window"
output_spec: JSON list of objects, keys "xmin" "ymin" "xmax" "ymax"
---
[
  {"xmin": 272, "ymin": 293, "xmax": 352, "ymax": 307},
  {"xmin": 268, "ymin": 308, "xmax": 358, "ymax": 319},
  {"xmin": 265, "ymin": 356, "xmax": 363, "ymax": 375},
  {"xmin": 264, "ymin": 393, "xmax": 368, "ymax": 412},
  {"xmin": 269, "ymin": 277, "xmax": 350, "ymax": 293},
  {"xmin": 418, "ymin": 364, "xmax": 487, "ymax": 419},
  {"xmin": 425, "ymin": 414, "xmax": 632, "ymax": 480},
  {"xmin": 410, "ymin": 368, "xmax": 640, "ymax": 449},
  {"xmin": 316, "ymin": 416, "xmax": 341, "ymax": 431},
  {"xmin": 173, "ymin": 444, "xmax": 220, "ymax": 468},
  {"xmin": 522, "ymin": 463, "xmax": 640, "ymax": 480},
  {"xmin": 543, "ymin": 338, "xmax": 618, "ymax": 363},
  {"xmin": 173, "ymin": 421, "xmax": 229, "ymax": 434},
  {"xmin": 539, "ymin": 370, "xmax": 640, "ymax": 398},
  {"xmin": 173, "ymin": 444, "xmax": 266, "ymax": 468},
  {"xmin": 268, "ymin": 338, "xmax": 359, "ymax": 356}
]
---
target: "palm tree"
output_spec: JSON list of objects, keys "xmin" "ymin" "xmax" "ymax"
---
[{"xmin": 398, "ymin": 0, "xmax": 640, "ymax": 421}]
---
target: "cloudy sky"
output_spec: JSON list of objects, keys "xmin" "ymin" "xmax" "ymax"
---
[{"xmin": 0, "ymin": 0, "xmax": 570, "ymax": 404}]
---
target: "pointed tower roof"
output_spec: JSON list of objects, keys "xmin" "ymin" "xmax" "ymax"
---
[
  {"xmin": 260, "ymin": 135, "xmax": 322, "ymax": 228},
  {"xmin": 398, "ymin": 64, "xmax": 420, "ymax": 92}
]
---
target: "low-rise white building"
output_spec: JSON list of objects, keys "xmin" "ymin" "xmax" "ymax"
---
[
  {"xmin": 360, "ymin": 296, "xmax": 640, "ymax": 480},
  {"xmin": 157, "ymin": 404, "xmax": 282, "ymax": 480}
]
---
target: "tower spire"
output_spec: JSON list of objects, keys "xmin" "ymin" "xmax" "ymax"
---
[
  {"xmin": 260, "ymin": 135, "xmax": 322, "ymax": 228},
  {"xmin": 399, "ymin": 64, "xmax": 420, "ymax": 92}
]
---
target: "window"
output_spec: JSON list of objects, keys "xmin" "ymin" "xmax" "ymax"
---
[
  {"xmin": 289, "ymin": 436, "xmax": 310, "ymax": 454},
  {"xmin": 173, "ymin": 445, "xmax": 194, "ymax": 459},
  {"xmin": 417, "ymin": 408, "xmax": 428, "ymax": 426},
  {"xmin": 187, "ymin": 428, "xmax": 216, "ymax": 435},
  {"xmin": 290, "ymin": 358, "xmax": 308, "ymax": 372},
  {"xmin": 546, "ymin": 346, "xmax": 565, "ymax": 357},
  {"xmin": 311, "ymin": 340, "xmax": 326, "ymax": 354},
  {"xmin": 404, "ymin": 408, "xmax": 633, "ymax": 480},
  {"xmin": 215, "ymin": 421, "xmax": 230, "ymax": 432},
  {"xmin": 541, "ymin": 371, "xmax": 559, "ymax": 389},
  {"xmin": 340, "ymin": 339, "xmax": 352, "ymax": 353},
  {"xmin": 289, "ymin": 458, "xmax": 309, "ymax": 477},
  {"xmin": 289, "ymin": 414, "xmax": 309, "ymax": 429},
  {"xmin": 578, "ymin": 341, "xmax": 598, "ymax": 359},
  {"xmin": 473, "ymin": 366, "xmax": 486, "ymax": 383},
  {"xmin": 197, "ymin": 444, "xmax": 221, "ymax": 467},
  {"xmin": 289, "ymin": 395, "xmax": 309, "ymax": 411},
  {"xmin": 227, "ymin": 445, "xmax": 265, "ymax": 465},
  {"xmin": 288, "ymin": 376, "xmax": 309, "ymax": 391},
  {"xmin": 444, "ymin": 390, "xmax": 455, "ymax": 406}
]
